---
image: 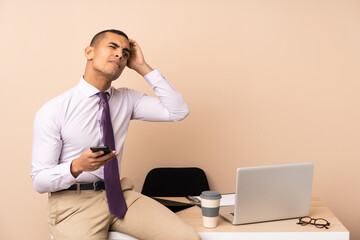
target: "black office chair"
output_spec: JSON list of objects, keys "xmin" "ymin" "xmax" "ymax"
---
[{"xmin": 141, "ymin": 167, "xmax": 210, "ymax": 212}]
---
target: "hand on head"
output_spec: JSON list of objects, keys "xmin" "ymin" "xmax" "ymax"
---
[{"xmin": 127, "ymin": 39, "xmax": 153, "ymax": 76}]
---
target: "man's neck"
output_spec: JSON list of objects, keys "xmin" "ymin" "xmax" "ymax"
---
[{"xmin": 83, "ymin": 71, "xmax": 112, "ymax": 92}]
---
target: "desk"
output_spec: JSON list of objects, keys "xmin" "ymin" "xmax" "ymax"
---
[
  {"xmin": 173, "ymin": 197, "xmax": 349, "ymax": 240},
  {"xmin": 108, "ymin": 197, "xmax": 349, "ymax": 240}
]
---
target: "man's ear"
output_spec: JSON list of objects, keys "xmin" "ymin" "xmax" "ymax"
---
[{"xmin": 85, "ymin": 46, "xmax": 94, "ymax": 60}]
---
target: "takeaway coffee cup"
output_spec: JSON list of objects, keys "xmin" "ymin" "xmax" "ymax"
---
[{"xmin": 200, "ymin": 191, "xmax": 222, "ymax": 228}]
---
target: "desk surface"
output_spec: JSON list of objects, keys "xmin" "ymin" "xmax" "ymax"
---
[{"xmin": 166, "ymin": 197, "xmax": 349, "ymax": 240}]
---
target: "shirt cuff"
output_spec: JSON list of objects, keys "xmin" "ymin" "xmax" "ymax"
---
[
  {"xmin": 58, "ymin": 161, "xmax": 77, "ymax": 185},
  {"xmin": 144, "ymin": 69, "xmax": 166, "ymax": 86}
]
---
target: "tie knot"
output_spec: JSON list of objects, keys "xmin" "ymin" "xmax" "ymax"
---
[{"xmin": 97, "ymin": 92, "xmax": 109, "ymax": 103}]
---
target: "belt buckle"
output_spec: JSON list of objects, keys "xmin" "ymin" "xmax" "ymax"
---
[{"xmin": 93, "ymin": 182, "xmax": 100, "ymax": 190}]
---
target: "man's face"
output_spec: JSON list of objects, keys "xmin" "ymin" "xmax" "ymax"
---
[{"xmin": 88, "ymin": 32, "xmax": 130, "ymax": 81}]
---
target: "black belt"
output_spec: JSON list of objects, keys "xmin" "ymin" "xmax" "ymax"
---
[{"xmin": 61, "ymin": 181, "xmax": 105, "ymax": 191}]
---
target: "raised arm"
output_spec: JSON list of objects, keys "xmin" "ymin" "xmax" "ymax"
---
[{"xmin": 127, "ymin": 39, "xmax": 190, "ymax": 122}]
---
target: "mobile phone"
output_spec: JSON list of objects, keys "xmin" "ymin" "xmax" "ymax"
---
[{"xmin": 90, "ymin": 146, "xmax": 112, "ymax": 157}]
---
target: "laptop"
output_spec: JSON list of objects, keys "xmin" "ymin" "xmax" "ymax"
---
[{"xmin": 219, "ymin": 162, "xmax": 314, "ymax": 225}]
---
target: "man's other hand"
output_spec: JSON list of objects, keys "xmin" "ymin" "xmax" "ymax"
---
[{"xmin": 70, "ymin": 148, "xmax": 119, "ymax": 178}]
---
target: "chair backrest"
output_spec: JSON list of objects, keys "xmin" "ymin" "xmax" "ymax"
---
[{"xmin": 141, "ymin": 167, "xmax": 210, "ymax": 197}]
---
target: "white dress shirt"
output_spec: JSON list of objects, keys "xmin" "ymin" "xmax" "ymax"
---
[{"xmin": 31, "ymin": 69, "xmax": 189, "ymax": 193}]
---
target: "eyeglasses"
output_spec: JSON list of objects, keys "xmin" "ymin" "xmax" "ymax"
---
[
  {"xmin": 297, "ymin": 216, "xmax": 330, "ymax": 229},
  {"xmin": 187, "ymin": 195, "xmax": 201, "ymax": 205}
]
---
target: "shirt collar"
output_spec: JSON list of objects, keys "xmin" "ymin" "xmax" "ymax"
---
[{"xmin": 78, "ymin": 76, "xmax": 114, "ymax": 99}]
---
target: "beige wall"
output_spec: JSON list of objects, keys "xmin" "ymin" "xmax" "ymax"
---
[{"xmin": 1, "ymin": 0, "xmax": 359, "ymax": 239}]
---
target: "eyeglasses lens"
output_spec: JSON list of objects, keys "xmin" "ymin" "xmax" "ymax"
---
[
  {"xmin": 299, "ymin": 217, "xmax": 312, "ymax": 225},
  {"xmin": 314, "ymin": 218, "xmax": 329, "ymax": 228}
]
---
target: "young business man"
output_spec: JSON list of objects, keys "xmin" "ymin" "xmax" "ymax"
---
[{"xmin": 31, "ymin": 29, "xmax": 199, "ymax": 240}]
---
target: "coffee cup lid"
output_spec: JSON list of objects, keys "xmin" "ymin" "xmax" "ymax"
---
[{"xmin": 200, "ymin": 191, "xmax": 222, "ymax": 200}]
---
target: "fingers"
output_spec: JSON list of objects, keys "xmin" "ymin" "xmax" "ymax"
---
[
  {"xmin": 129, "ymin": 39, "xmax": 137, "ymax": 51},
  {"xmin": 92, "ymin": 150, "xmax": 106, "ymax": 158},
  {"xmin": 129, "ymin": 39, "xmax": 137, "ymax": 46},
  {"xmin": 94, "ymin": 150, "xmax": 118, "ymax": 163},
  {"xmin": 128, "ymin": 39, "xmax": 142, "ymax": 54},
  {"xmin": 80, "ymin": 149, "xmax": 119, "ymax": 171},
  {"xmin": 126, "ymin": 39, "xmax": 151, "ymax": 75},
  {"xmin": 88, "ymin": 151, "xmax": 118, "ymax": 171}
]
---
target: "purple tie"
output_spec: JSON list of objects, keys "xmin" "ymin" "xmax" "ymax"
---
[{"xmin": 97, "ymin": 92, "xmax": 127, "ymax": 219}]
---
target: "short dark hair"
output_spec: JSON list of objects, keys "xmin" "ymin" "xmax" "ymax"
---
[{"xmin": 90, "ymin": 29, "xmax": 129, "ymax": 46}]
